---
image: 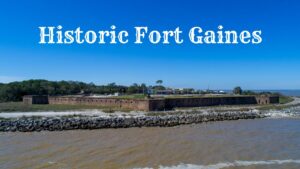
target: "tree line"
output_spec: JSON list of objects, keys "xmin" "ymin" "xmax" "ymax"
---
[
  {"xmin": 0, "ymin": 80, "xmax": 166, "ymax": 102},
  {"xmin": 0, "ymin": 80, "xmax": 280, "ymax": 103}
]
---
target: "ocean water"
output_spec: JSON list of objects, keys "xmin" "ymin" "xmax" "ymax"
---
[{"xmin": 0, "ymin": 108, "xmax": 300, "ymax": 169}]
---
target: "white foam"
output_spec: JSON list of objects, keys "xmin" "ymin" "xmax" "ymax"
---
[
  {"xmin": 263, "ymin": 107, "xmax": 300, "ymax": 118},
  {"xmin": 0, "ymin": 110, "xmax": 146, "ymax": 119},
  {"xmin": 135, "ymin": 159, "xmax": 300, "ymax": 169}
]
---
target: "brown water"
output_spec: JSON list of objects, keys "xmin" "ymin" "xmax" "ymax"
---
[{"xmin": 1, "ymin": 118, "xmax": 300, "ymax": 169}]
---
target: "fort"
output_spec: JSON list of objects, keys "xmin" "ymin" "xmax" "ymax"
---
[{"xmin": 23, "ymin": 95, "xmax": 279, "ymax": 111}]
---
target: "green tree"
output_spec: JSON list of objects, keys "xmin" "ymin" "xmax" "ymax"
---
[
  {"xmin": 141, "ymin": 83, "xmax": 147, "ymax": 94},
  {"xmin": 127, "ymin": 83, "xmax": 139, "ymax": 94},
  {"xmin": 233, "ymin": 86, "xmax": 242, "ymax": 95},
  {"xmin": 156, "ymin": 80, "xmax": 163, "ymax": 85},
  {"xmin": 0, "ymin": 80, "xmax": 150, "ymax": 102},
  {"xmin": 243, "ymin": 90, "xmax": 257, "ymax": 95}
]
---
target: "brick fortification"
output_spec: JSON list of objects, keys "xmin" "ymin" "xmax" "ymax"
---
[{"xmin": 23, "ymin": 95, "xmax": 279, "ymax": 111}]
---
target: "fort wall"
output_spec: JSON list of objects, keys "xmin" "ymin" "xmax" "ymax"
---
[
  {"xmin": 48, "ymin": 96, "xmax": 150, "ymax": 111},
  {"xmin": 23, "ymin": 95, "xmax": 49, "ymax": 105},
  {"xmin": 23, "ymin": 95, "xmax": 279, "ymax": 111}
]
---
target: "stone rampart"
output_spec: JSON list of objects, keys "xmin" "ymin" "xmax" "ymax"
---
[{"xmin": 23, "ymin": 95, "xmax": 279, "ymax": 111}]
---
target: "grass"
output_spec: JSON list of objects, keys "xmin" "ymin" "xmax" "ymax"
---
[
  {"xmin": 279, "ymin": 95, "xmax": 294, "ymax": 104},
  {"xmin": 115, "ymin": 94, "xmax": 147, "ymax": 99},
  {"xmin": 164, "ymin": 94, "xmax": 242, "ymax": 98},
  {"xmin": 0, "ymin": 102, "xmax": 131, "ymax": 113},
  {"xmin": 163, "ymin": 94, "xmax": 283, "ymax": 99},
  {"xmin": 257, "ymin": 96, "xmax": 297, "ymax": 111}
]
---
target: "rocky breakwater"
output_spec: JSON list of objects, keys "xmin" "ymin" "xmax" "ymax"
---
[{"xmin": 0, "ymin": 111, "xmax": 265, "ymax": 132}]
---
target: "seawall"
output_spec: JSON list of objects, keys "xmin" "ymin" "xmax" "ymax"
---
[{"xmin": 0, "ymin": 111, "xmax": 264, "ymax": 132}]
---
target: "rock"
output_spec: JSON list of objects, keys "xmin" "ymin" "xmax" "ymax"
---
[{"xmin": 0, "ymin": 111, "xmax": 264, "ymax": 132}]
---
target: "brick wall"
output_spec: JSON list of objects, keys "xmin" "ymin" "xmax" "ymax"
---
[
  {"xmin": 48, "ymin": 96, "xmax": 150, "ymax": 111},
  {"xmin": 23, "ymin": 95, "xmax": 49, "ymax": 104},
  {"xmin": 164, "ymin": 96, "xmax": 258, "ymax": 110},
  {"xmin": 23, "ymin": 95, "xmax": 279, "ymax": 111}
]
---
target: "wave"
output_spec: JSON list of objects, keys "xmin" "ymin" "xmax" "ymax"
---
[
  {"xmin": 0, "ymin": 110, "xmax": 146, "ymax": 118},
  {"xmin": 135, "ymin": 159, "xmax": 300, "ymax": 169},
  {"xmin": 263, "ymin": 106, "xmax": 300, "ymax": 118}
]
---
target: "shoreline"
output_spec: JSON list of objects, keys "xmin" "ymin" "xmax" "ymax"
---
[{"xmin": 0, "ymin": 97, "xmax": 299, "ymax": 132}]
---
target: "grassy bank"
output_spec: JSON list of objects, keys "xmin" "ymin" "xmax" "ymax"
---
[
  {"xmin": 279, "ymin": 95, "xmax": 294, "ymax": 104},
  {"xmin": 114, "ymin": 94, "xmax": 147, "ymax": 99},
  {"xmin": 0, "ymin": 102, "xmax": 129, "ymax": 113}
]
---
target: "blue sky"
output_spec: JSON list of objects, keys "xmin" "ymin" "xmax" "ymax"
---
[{"xmin": 0, "ymin": 0, "xmax": 299, "ymax": 89}]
